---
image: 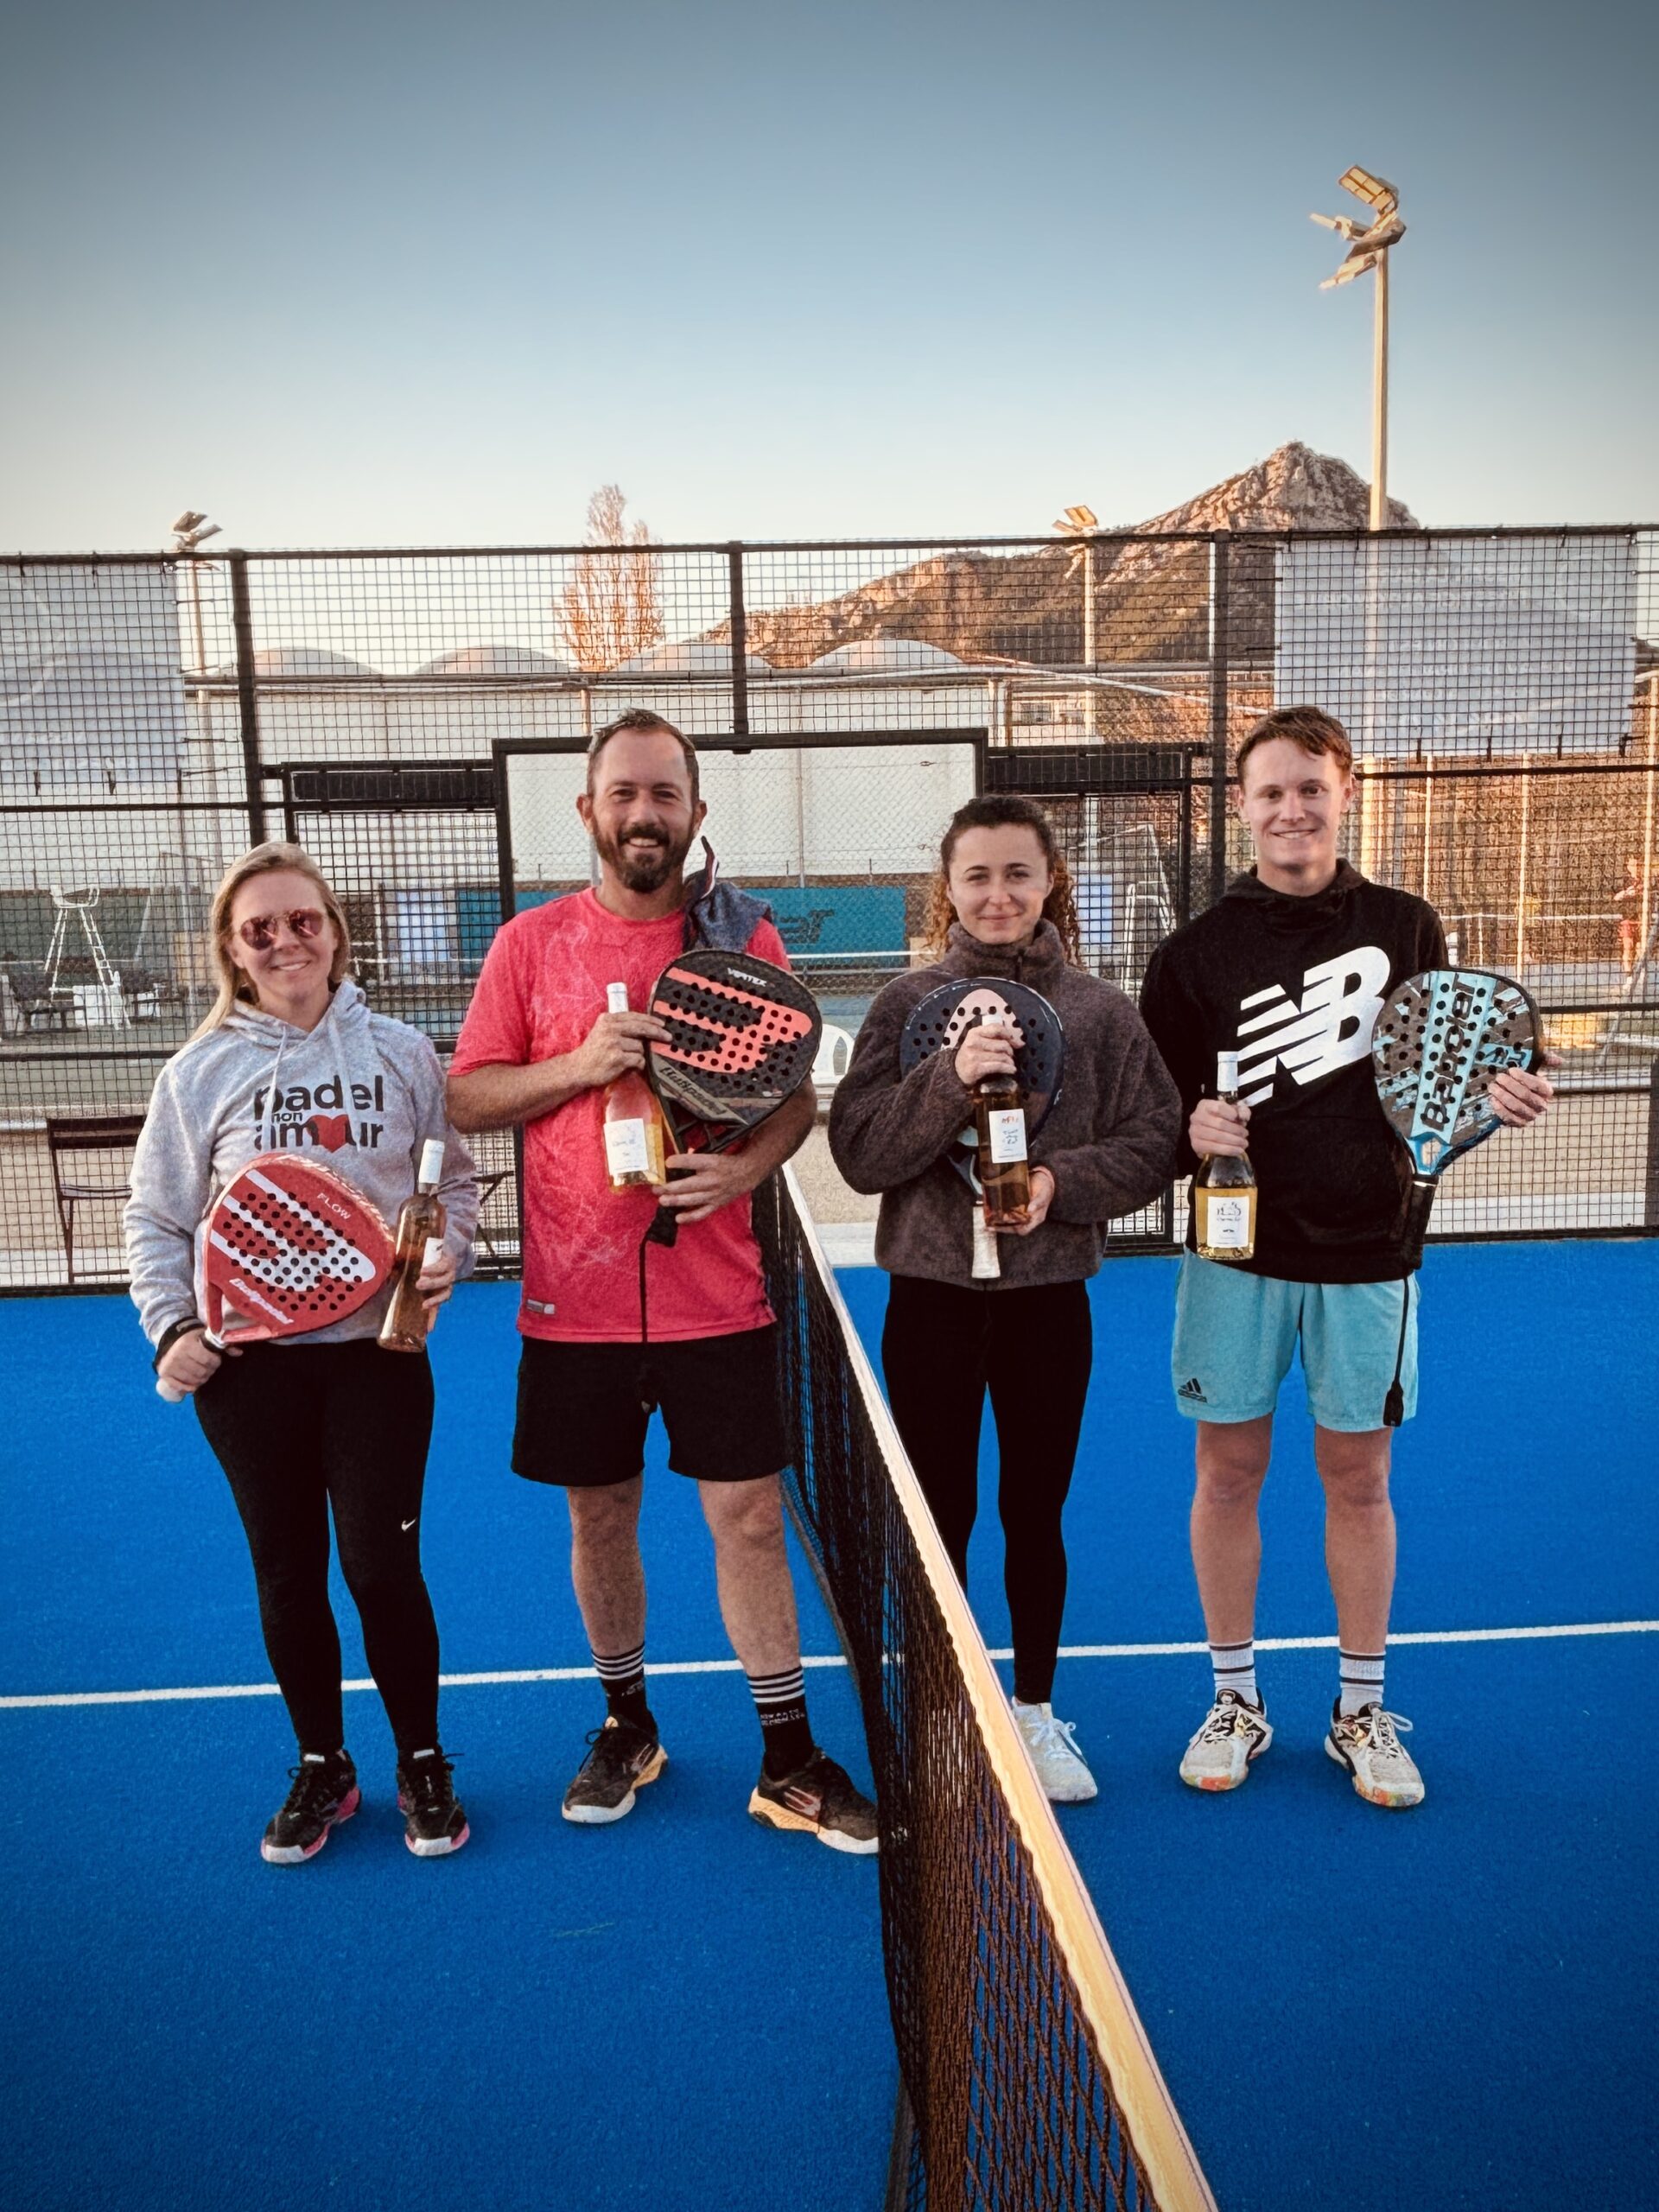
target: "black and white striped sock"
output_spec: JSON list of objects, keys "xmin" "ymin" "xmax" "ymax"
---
[
  {"xmin": 1338, "ymin": 1649, "xmax": 1386, "ymax": 1719},
  {"xmin": 1210, "ymin": 1639, "xmax": 1259, "ymax": 1707},
  {"xmin": 749, "ymin": 1664, "xmax": 814, "ymax": 1779},
  {"xmin": 592, "ymin": 1641, "xmax": 653, "ymax": 1734}
]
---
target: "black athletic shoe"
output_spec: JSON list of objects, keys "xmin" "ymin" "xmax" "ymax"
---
[
  {"xmin": 396, "ymin": 1746, "xmax": 470, "ymax": 1858},
  {"xmin": 562, "ymin": 1715, "xmax": 667, "ymax": 1826},
  {"xmin": 261, "ymin": 1751, "xmax": 360, "ymax": 1866},
  {"xmin": 749, "ymin": 1749, "xmax": 879, "ymax": 1855}
]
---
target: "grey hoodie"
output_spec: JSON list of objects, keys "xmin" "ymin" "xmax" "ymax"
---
[{"xmin": 125, "ymin": 981, "xmax": 479, "ymax": 1349}]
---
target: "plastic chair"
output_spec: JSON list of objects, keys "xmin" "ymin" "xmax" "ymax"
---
[{"xmin": 44, "ymin": 1114, "xmax": 145, "ymax": 1283}]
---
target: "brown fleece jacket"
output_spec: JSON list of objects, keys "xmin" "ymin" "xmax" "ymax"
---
[{"xmin": 828, "ymin": 922, "xmax": 1181, "ymax": 1289}]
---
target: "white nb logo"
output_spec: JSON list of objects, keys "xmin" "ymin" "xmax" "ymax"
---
[{"xmin": 1236, "ymin": 946, "xmax": 1391, "ymax": 1103}]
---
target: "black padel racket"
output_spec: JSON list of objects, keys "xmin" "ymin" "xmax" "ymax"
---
[
  {"xmin": 898, "ymin": 976, "xmax": 1066, "ymax": 1198},
  {"xmin": 641, "ymin": 949, "xmax": 822, "ymax": 1255},
  {"xmin": 645, "ymin": 949, "xmax": 823, "ymax": 1157},
  {"xmin": 1372, "ymin": 968, "xmax": 1542, "ymax": 1269}
]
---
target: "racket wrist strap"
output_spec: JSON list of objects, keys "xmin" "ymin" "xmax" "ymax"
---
[{"xmin": 152, "ymin": 1316, "xmax": 206, "ymax": 1370}]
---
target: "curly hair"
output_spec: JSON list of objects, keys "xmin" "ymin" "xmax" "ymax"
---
[{"xmin": 919, "ymin": 794, "xmax": 1082, "ymax": 964}]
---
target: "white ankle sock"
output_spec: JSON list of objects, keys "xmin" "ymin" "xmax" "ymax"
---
[
  {"xmin": 1210, "ymin": 1639, "xmax": 1258, "ymax": 1706},
  {"xmin": 1338, "ymin": 1649, "xmax": 1386, "ymax": 1717}
]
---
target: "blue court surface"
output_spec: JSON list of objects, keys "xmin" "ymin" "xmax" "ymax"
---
[{"xmin": 4, "ymin": 1237, "xmax": 1655, "ymax": 2211}]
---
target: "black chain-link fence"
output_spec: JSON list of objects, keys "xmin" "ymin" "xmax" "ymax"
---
[{"xmin": 4, "ymin": 528, "xmax": 1656, "ymax": 1287}]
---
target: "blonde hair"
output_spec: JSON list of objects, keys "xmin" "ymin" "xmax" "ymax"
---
[
  {"xmin": 919, "ymin": 795, "xmax": 1083, "ymax": 965},
  {"xmin": 192, "ymin": 842, "xmax": 353, "ymax": 1039}
]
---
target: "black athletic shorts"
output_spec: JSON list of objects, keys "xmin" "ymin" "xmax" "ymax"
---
[{"xmin": 512, "ymin": 1325, "xmax": 788, "ymax": 1488}]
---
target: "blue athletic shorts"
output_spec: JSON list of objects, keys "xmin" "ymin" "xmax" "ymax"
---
[{"xmin": 1171, "ymin": 1253, "xmax": 1419, "ymax": 1433}]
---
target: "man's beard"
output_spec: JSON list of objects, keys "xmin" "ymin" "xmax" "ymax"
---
[{"xmin": 595, "ymin": 818, "xmax": 695, "ymax": 895}]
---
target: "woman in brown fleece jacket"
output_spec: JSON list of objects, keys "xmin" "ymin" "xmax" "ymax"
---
[{"xmin": 829, "ymin": 796, "xmax": 1180, "ymax": 1802}]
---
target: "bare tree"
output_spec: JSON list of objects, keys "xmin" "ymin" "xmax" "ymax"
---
[{"xmin": 556, "ymin": 485, "xmax": 664, "ymax": 671}]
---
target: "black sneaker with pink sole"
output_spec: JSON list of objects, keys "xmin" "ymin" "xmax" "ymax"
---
[{"xmin": 261, "ymin": 1751, "xmax": 360, "ymax": 1866}]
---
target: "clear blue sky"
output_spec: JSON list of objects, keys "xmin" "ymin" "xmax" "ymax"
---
[{"xmin": 3, "ymin": 0, "xmax": 1653, "ymax": 551}]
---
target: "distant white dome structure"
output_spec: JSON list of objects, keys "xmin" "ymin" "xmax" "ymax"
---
[
  {"xmin": 612, "ymin": 640, "xmax": 772, "ymax": 677},
  {"xmin": 251, "ymin": 647, "xmax": 379, "ymax": 678},
  {"xmin": 414, "ymin": 645, "xmax": 574, "ymax": 678},
  {"xmin": 808, "ymin": 638, "xmax": 965, "ymax": 672}
]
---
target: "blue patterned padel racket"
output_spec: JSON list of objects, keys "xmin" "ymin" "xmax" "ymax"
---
[{"xmin": 1371, "ymin": 968, "xmax": 1542, "ymax": 1268}]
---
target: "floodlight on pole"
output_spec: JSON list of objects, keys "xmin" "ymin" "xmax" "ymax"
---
[
  {"xmin": 1311, "ymin": 168, "xmax": 1405, "ymax": 531},
  {"xmin": 166, "ymin": 509, "xmax": 223, "ymax": 705}
]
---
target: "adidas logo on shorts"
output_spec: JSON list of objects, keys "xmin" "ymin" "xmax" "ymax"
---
[{"xmin": 1178, "ymin": 1376, "xmax": 1207, "ymax": 1402}]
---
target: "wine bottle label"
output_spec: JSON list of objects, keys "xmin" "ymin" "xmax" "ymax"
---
[
  {"xmin": 605, "ymin": 1119, "xmax": 651, "ymax": 1176},
  {"xmin": 970, "ymin": 1207, "xmax": 1001, "ymax": 1278},
  {"xmin": 423, "ymin": 1236, "xmax": 445, "ymax": 1270},
  {"xmin": 1198, "ymin": 1191, "xmax": 1252, "ymax": 1249},
  {"xmin": 986, "ymin": 1109, "xmax": 1027, "ymax": 1165}
]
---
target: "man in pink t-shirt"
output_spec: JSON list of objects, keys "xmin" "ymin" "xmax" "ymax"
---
[{"xmin": 449, "ymin": 710, "xmax": 876, "ymax": 1854}]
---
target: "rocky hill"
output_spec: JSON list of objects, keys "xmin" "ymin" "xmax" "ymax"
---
[{"xmin": 728, "ymin": 443, "xmax": 1418, "ymax": 669}]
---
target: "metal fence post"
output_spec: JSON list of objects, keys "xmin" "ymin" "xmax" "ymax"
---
[
  {"xmin": 728, "ymin": 543, "xmax": 750, "ymax": 739},
  {"xmin": 226, "ymin": 551, "xmax": 265, "ymax": 845},
  {"xmin": 1646, "ymin": 1057, "xmax": 1659, "ymax": 1230},
  {"xmin": 1207, "ymin": 531, "xmax": 1230, "ymax": 907}
]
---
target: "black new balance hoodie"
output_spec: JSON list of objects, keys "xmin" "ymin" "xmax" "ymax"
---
[{"xmin": 1139, "ymin": 863, "xmax": 1445, "ymax": 1284}]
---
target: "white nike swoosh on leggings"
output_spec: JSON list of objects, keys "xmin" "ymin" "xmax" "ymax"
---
[{"xmin": 401, "ymin": 1518, "xmax": 417, "ymax": 1531}]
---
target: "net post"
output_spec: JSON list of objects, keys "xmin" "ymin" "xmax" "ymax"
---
[{"xmin": 1645, "ymin": 1056, "xmax": 1659, "ymax": 1230}]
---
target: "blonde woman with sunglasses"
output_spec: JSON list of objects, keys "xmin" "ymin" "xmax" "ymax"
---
[{"xmin": 125, "ymin": 843, "xmax": 479, "ymax": 1865}]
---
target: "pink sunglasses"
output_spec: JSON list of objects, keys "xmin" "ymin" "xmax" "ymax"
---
[{"xmin": 236, "ymin": 906, "xmax": 327, "ymax": 951}]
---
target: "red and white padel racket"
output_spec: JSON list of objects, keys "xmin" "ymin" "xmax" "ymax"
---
[{"xmin": 157, "ymin": 1154, "xmax": 396, "ymax": 1402}]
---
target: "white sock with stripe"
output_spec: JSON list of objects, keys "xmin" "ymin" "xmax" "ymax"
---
[
  {"xmin": 1209, "ymin": 1639, "xmax": 1258, "ymax": 1707},
  {"xmin": 1338, "ymin": 1649, "xmax": 1387, "ymax": 1718}
]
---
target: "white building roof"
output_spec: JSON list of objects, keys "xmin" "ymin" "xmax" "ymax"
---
[
  {"xmin": 612, "ymin": 640, "xmax": 772, "ymax": 677},
  {"xmin": 808, "ymin": 638, "xmax": 965, "ymax": 672},
  {"xmin": 252, "ymin": 647, "xmax": 380, "ymax": 677},
  {"xmin": 414, "ymin": 645, "xmax": 573, "ymax": 677}
]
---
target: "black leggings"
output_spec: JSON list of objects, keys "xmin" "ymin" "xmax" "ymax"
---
[
  {"xmin": 194, "ymin": 1340, "xmax": 442, "ymax": 1758},
  {"xmin": 881, "ymin": 1275, "xmax": 1093, "ymax": 1706}
]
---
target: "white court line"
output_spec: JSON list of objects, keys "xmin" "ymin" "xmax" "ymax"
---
[{"xmin": 2, "ymin": 1620, "xmax": 1653, "ymax": 1713}]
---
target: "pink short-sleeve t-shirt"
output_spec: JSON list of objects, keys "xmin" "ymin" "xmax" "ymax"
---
[{"xmin": 450, "ymin": 890, "xmax": 791, "ymax": 1343}]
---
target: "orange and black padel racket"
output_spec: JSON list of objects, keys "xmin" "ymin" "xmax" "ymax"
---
[{"xmin": 645, "ymin": 949, "xmax": 822, "ymax": 1161}]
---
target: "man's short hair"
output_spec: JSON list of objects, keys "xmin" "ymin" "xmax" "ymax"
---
[
  {"xmin": 586, "ymin": 709, "xmax": 699, "ymax": 804},
  {"xmin": 1235, "ymin": 705, "xmax": 1354, "ymax": 785}
]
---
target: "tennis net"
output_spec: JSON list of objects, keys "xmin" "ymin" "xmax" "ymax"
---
[{"xmin": 759, "ymin": 1166, "xmax": 1216, "ymax": 2212}]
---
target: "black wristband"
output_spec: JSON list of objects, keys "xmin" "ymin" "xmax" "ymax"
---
[{"xmin": 153, "ymin": 1318, "xmax": 206, "ymax": 1371}]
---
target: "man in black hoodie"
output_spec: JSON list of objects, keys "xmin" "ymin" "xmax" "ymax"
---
[{"xmin": 1140, "ymin": 707, "xmax": 1553, "ymax": 1809}]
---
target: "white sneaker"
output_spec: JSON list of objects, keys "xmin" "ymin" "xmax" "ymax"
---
[
  {"xmin": 1179, "ymin": 1690, "xmax": 1274, "ymax": 1792},
  {"xmin": 1325, "ymin": 1702, "xmax": 1425, "ymax": 1808},
  {"xmin": 1012, "ymin": 1700, "xmax": 1098, "ymax": 1802}
]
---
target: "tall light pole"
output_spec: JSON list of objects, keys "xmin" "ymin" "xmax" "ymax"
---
[
  {"xmin": 168, "ymin": 512, "xmax": 223, "ymax": 967},
  {"xmin": 1312, "ymin": 168, "xmax": 1406, "ymax": 531},
  {"xmin": 1055, "ymin": 505, "xmax": 1100, "ymax": 734},
  {"xmin": 169, "ymin": 509, "xmax": 221, "ymax": 674}
]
